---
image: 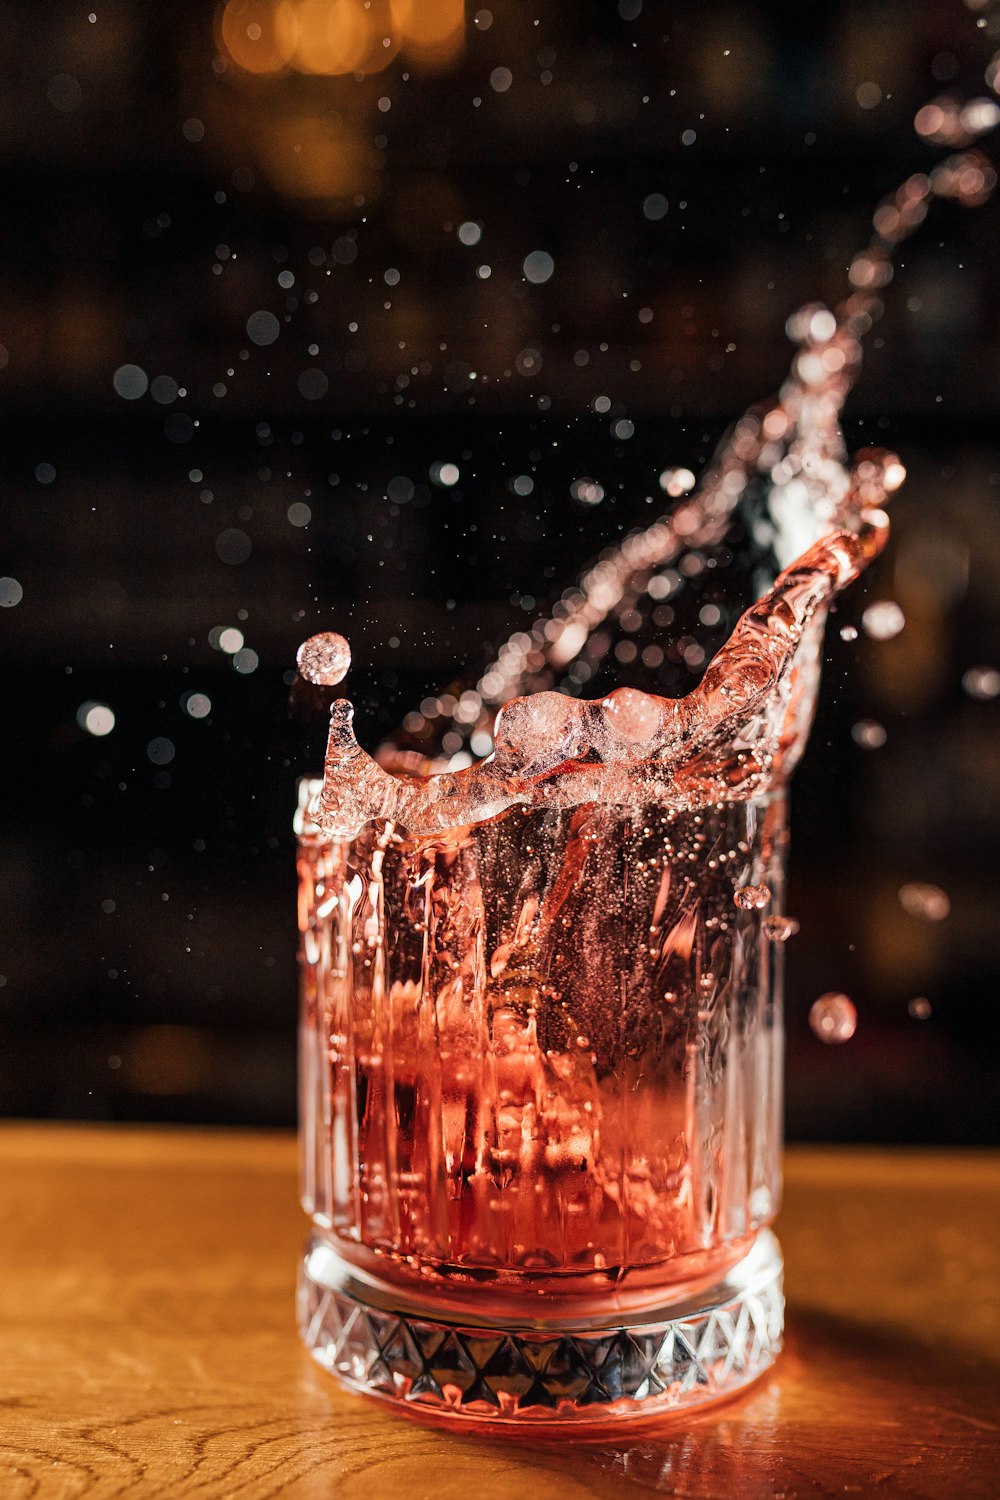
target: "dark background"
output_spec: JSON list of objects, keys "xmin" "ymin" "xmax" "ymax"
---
[{"xmin": 1, "ymin": 0, "xmax": 997, "ymax": 1140}]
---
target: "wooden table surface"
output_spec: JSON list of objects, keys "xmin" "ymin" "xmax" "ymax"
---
[{"xmin": 1, "ymin": 1126, "xmax": 998, "ymax": 1499}]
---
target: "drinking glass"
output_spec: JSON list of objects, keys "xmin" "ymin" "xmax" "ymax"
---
[
  {"xmin": 292, "ymin": 327, "xmax": 901, "ymax": 1420},
  {"xmin": 295, "ymin": 778, "xmax": 787, "ymax": 1425}
]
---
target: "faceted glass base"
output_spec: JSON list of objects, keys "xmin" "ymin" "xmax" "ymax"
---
[{"xmin": 298, "ymin": 1230, "xmax": 783, "ymax": 1427}]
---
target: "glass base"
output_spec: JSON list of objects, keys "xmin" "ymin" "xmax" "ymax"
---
[{"xmin": 298, "ymin": 1229, "xmax": 783, "ymax": 1427}]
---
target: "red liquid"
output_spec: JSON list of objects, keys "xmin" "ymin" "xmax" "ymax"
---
[{"xmin": 299, "ymin": 796, "xmax": 785, "ymax": 1320}]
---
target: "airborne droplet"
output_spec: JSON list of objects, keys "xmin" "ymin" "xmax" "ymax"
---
[
  {"xmin": 297, "ymin": 632, "xmax": 352, "ymax": 687},
  {"xmin": 734, "ymin": 883, "xmax": 771, "ymax": 911},
  {"xmin": 809, "ymin": 993, "xmax": 857, "ymax": 1044},
  {"xmin": 762, "ymin": 915, "xmax": 800, "ymax": 942}
]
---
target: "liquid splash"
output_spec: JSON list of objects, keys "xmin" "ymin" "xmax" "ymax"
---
[
  {"xmin": 296, "ymin": 631, "xmax": 352, "ymax": 686},
  {"xmin": 734, "ymin": 884, "xmax": 772, "ymax": 912},
  {"xmin": 300, "ymin": 122, "xmax": 997, "ymax": 839},
  {"xmin": 762, "ymin": 915, "xmax": 800, "ymax": 944},
  {"xmin": 295, "ymin": 35, "xmax": 997, "ymax": 1386}
]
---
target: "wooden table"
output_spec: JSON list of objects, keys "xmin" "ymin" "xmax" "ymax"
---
[{"xmin": 1, "ymin": 1126, "xmax": 998, "ymax": 1499}]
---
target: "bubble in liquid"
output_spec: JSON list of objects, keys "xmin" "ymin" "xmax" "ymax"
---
[
  {"xmin": 908, "ymin": 996, "xmax": 932, "ymax": 1020},
  {"xmin": 734, "ymin": 883, "xmax": 771, "ymax": 911},
  {"xmin": 763, "ymin": 915, "xmax": 800, "ymax": 942},
  {"xmin": 898, "ymin": 882, "xmax": 950, "ymax": 922},
  {"xmin": 297, "ymin": 632, "xmax": 352, "ymax": 686},
  {"xmin": 809, "ymin": 993, "xmax": 857, "ymax": 1044}
]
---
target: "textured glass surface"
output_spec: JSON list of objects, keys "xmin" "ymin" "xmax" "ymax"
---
[
  {"xmin": 297, "ymin": 784, "xmax": 786, "ymax": 1420},
  {"xmin": 298, "ymin": 1230, "xmax": 783, "ymax": 1424}
]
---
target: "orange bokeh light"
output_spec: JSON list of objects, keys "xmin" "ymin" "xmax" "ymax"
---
[
  {"xmin": 218, "ymin": 0, "xmax": 294, "ymax": 74},
  {"xmin": 276, "ymin": 0, "xmax": 372, "ymax": 75},
  {"xmin": 220, "ymin": 0, "xmax": 460, "ymax": 76}
]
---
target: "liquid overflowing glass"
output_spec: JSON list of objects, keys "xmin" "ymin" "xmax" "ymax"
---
[{"xmin": 295, "ymin": 85, "xmax": 998, "ymax": 1425}]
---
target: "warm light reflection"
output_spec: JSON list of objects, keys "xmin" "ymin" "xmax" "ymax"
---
[
  {"xmin": 276, "ymin": 0, "xmax": 374, "ymax": 75},
  {"xmin": 257, "ymin": 112, "xmax": 376, "ymax": 202},
  {"xmin": 219, "ymin": 0, "xmax": 293, "ymax": 73},
  {"xmin": 220, "ymin": 0, "xmax": 463, "ymax": 75},
  {"xmin": 390, "ymin": 0, "xmax": 464, "ymax": 68}
]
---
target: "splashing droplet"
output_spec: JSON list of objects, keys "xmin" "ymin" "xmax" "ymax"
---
[
  {"xmin": 861, "ymin": 600, "xmax": 906, "ymax": 640},
  {"xmin": 962, "ymin": 665, "xmax": 1000, "ymax": 700},
  {"xmin": 898, "ymin": 882, "xmax": 950, "ymax": 921},
  {"xmin": 297, "ymin": 632, "xmax": 352, "ymax": 686},
  {"xmin": 809, "ymin": 993, "xmax": 857, "ymax": 1043},
  {"xmin": 852, "ymin": 719, "xmax": 887, "ymax": 749},
  {"xmin": 734, "ymin": 883, "xmax": 771, "ymax": 911},
  {"xmin": 762, "ymin": 915, "xmax": 800, "ymax": 942}
]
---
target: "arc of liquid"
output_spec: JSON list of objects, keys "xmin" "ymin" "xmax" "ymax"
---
[
  {"xmin": 458, "ymin": 153, "xmax": 995, "ymax": 743},
  {"xmin": 306, "ymin": 14, "xmax": 1000, "ymax": 838},
  {"xmin": 404, "ymin": 71, "xmax": 999, "ymax": 753}
]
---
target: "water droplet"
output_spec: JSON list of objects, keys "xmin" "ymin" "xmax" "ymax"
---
[
  {"xmin": 147, "ymin": 736, "xmax": 175, "ymax": 766},
  {"xmin": 658, "ymin": 466, "xmax": 696, "ymax": 496},
  {"xmin": 77, "ymin": 701, "xmax": 115, "ymax": 736},
  {"xmin": 898, "ymin": 882, "xmax": 950, "ymax": 921},
  {"xmin": 181, "ymin": 692, "xmax": 212, "ymax": 719},
  {"xmin": 232, "ymin": 647, "xmax": 259, "ymax": 675},
  {"xmin": 297, "ymin": 368, "xmax": 329, "ymax": 400},
  {"xmin": 47, "ymin": 73, "xmax": 83, "ymax": 113},
  {"xmin": 734, "ymin": 883, "xmax": 771, "ymax": 910},
  {"xmin": 570, "ymin": 477, "xmax": 604, "ymax": 506},
  {"xmin": 112, "ymin": 363, "xmax": 148, "ymax": 400},
  {"xmin": 215, "ymin": 528, "xmax": 252, "ymax": 565},
  {"xmin": 762, "ymin": 915, "xmax": 800, "ymax": 942},
  {"xmin": 523, "ymin": 250, "xmax": 554, "ymax": 284},
  {"xmin": 840, "ymin": 624, "xmax": 858, "ymax": 641},
  {"xmin": 908, "ymin": 996, "xmax": 932, "ymax": 1020},
  {"xmin": 297, "ymin": 632, "xmax": 352, "ymax": 686},
  {"xmin": 214, "ymin": 626, "xmax": 244, "ymax": 654},
  {"xmin": 861, "ymin": 600, "xmax": 906, "ymax": 640},
  {"xmin": 962, "ymin": 665, "xmax": 1000, "ymax": 700},
  {"xmin": 246, "ymin": 310, "xmax": 280, "ymax": 346},
  {"xmin": 852, "ymin": 719, "xmax": 887, "ymax": 749},
  {"xmin": 809, "ymin": 993, "xmax": 857, "ymax": 1043}
]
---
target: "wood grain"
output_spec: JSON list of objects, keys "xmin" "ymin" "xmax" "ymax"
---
[{"xmin": 1, "ymin": 1125, "xmax": 998, "ymax": 1499}]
